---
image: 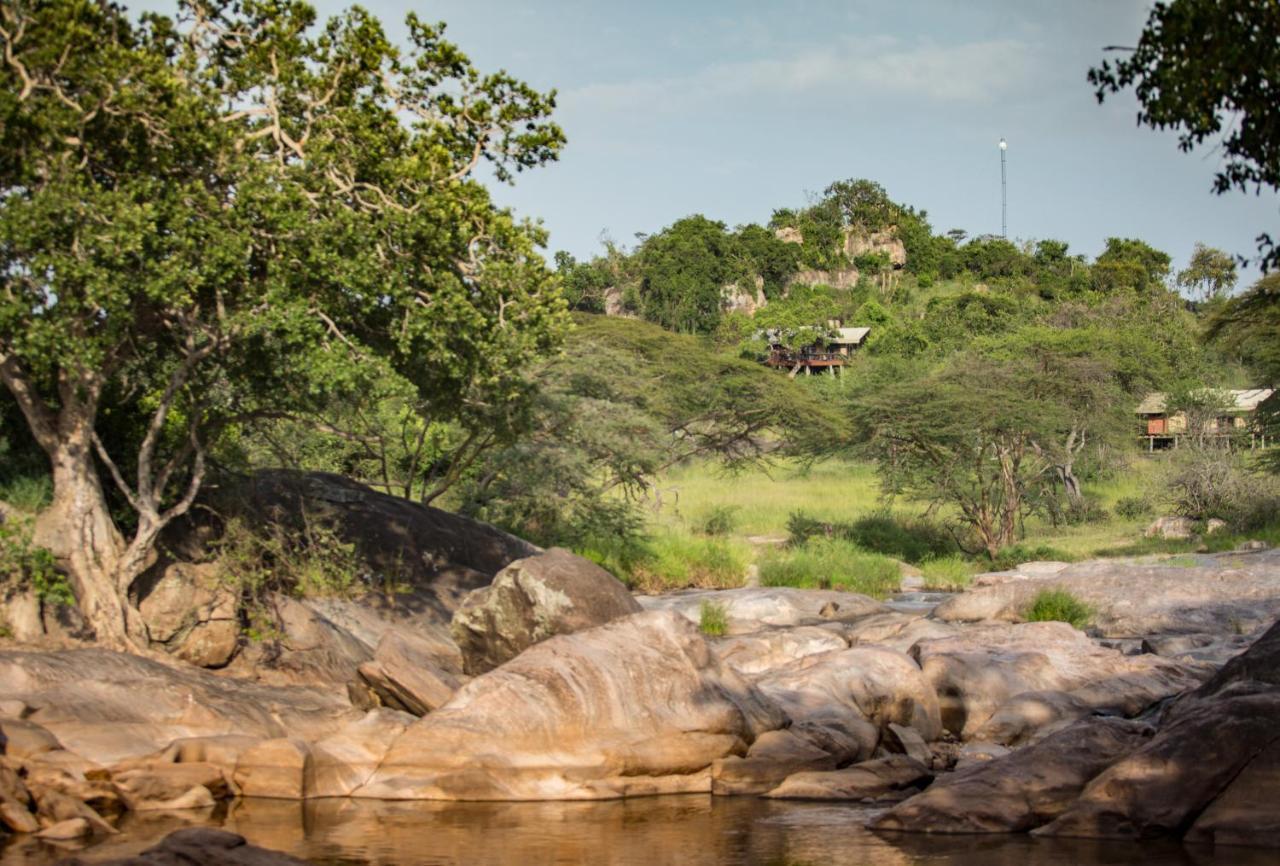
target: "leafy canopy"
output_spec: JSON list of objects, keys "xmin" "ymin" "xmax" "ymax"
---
[{"xmin": 1089, "ymin": 0, "xmax": 1280, "ymax": 270}]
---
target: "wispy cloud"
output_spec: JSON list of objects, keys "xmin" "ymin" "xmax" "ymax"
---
[{"xmin": 564, "ymin": 35, "xmax": 1040, "ymax": 114}]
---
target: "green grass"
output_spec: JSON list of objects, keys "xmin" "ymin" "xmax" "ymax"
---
[
  {"xmin": 1025, "ymin": 589, "xmax": 1093, "ymax": 629},
  {"xmin": 0, "ymin": 473, "xmax": 52, "ymax": 514},
  {"xmin": 919, "ymin": 555, "xmax": 974, "ymax": 591},
  {"xmin": 586, "ymin": 530, "xmax": 751, "ymax": 593},
  {"xmin": 699, "ymin": 600, "xmax": 728, "ymax": 636},
  {"xmin": 758, "ymin": 538, "xmax": 901, "ymax": 599}
]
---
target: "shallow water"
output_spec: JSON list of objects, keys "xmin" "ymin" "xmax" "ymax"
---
[{"xmin": 4, "ymin": 796, "xmax": 1271, "ymax": 866}]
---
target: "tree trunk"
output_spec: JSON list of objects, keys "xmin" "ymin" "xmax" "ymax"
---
[{"xmin": 33, "ymin": 423, "xmax": 144, "ymax": 648}]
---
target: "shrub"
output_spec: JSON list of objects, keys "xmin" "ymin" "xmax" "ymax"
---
[
  {"xmin": 0, "ymin": 515, "xmax": 71, "ymax": 605},
  {"xmin": 217, "ymin": 516, "xmax": 365, "ymax": 605},
  {"xmin": 919, "ymin": 556, "xmax": 973, "ymax": 591},
  {"xmin": 1025, "ymin": 589, "xmax": 1093, "ymax": 629},
  {"xmin": 1114, "ymin": 496, "xmax": 1152, "ymax": 520},
  {"xmin": 1163, "ymin": 450, "xmax": 1280, "ymax": 530},
  {"xmin": 0, "ymin": 474, "xmax": 52, "ymax": 514},
  {"xmin": 987, "ymin": 543, "xmax": 1076, "ymax": 572},
  {"xmin": 841, "ymin": 511, "xmax": 954, "ymax": 562},
  {"xmin": 759, "ymin": 538, "xmax": 900, "ymax": 599},
  {"xmin": 785, "ymin": 509, "xmax": 953, "ymax": 564},
  {"xmin": 697, "ymin": 505, "xmax": 740, "ymax": 537},
  {"xmin": 699, "ymin": 600, "xmax": 728, "ymax": 636}
]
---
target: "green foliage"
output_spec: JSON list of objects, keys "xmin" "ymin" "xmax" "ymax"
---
[
  {"xmin": 216, "ymin": 515, "xmax": 375, "ymax": 615},
  {"xmin": 786, "ymin": 510, "xmax": 954, "ymax": 564},
  {"xmin": 697, "ymin": 506, "xmax": 740, "ymax": 537},
  {"xmin": 1093, "ymin": 238, "xmax": 1173, "ymax": 294},
  {"xmin": 0, "ymin": 0, "xmax": 569, "ymax": 634},
  {"xmin": 1177, "ymin": 243, "xmax": 1238, "ymax": 301},
  {"xmin": 699, "ymin": 599, "xmax": 729, "ymax": 637},
  {"xmin": 636, "ymin": 215, "xmax": 738, "ymax": 334},
  {"xmin": 460, "ymin": 314, "xmax": 846, "ymax": 548},
  {"xmin": 626, "ymin": 531, "xmax": 750, "ymax": 594},
  {"xmin": 0, "ymin": 474, "xmax": 52, "ymax": 514},
  {"xmin": 1089, "ymin": 0, "xmax": 1280, "ymax": 270},
  {"xmin": 987, "ymin": 544, "xmax": 1077, "ymax": 572},
  {"xmin": 0, "ymin": 516, "xmax": 71, "ymax": 606},
  {"xmin": 1025, "ymin": 589, "xmax": 1093, "ymax": 629},
  {"xmin": 1114, "ymin": 496, "xmax": 1153, "ymax": 520},
  {"xmin": 1208, "ymin": 273, "xmax": 1280, "ymax": 471},
  {"xmin": 759, "ymin": 537, "xmax": 900, "ymax": 599},
  {"xmin": 919, "ymin": 556, "xmax": 974, "ymax": 591}
]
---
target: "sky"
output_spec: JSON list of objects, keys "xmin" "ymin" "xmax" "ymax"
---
[{"xmin": 140, "ymin": 0, "xmax": 1280, "ymax": 282}]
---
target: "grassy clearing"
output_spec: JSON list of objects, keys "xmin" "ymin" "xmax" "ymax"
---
[
  {"xmin": 919, "ymin": 555, "xmax": 974, "ymax": 591},
  {"xmin": 758, "ymin": 538, "xmax": 901, "ymax": 599},
  {"xmin": 1025, "ymin": 589, "xmax": 1093, "ymax": 629}
]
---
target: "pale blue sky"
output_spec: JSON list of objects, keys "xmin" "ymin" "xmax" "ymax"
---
[{"xmin": 139, "ymin": 1, "xmax": 1280, "ymax": 282}]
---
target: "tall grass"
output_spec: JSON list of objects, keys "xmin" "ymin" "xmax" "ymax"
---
[
  {"xmin": 919, "ymin": 555, "xmax": 974, "ymax": 591},
  {"xmin": 0, "ymin": 473, "xmax": 52, "ymax": 514},
  {"xmin": 758, "ymin": 538, "xmax": 900, "ymax": 599},
  {"xmin": 1025, "ymin": 589, "xmax": 1093, "ymax": 629},
  {"xmin": 580, "ymin": 530, "xmax": 750, "ymax": 593}
]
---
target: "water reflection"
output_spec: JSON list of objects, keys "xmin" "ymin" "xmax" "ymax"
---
[{"xmin": 3, "ymin": 795, "xmax": 1270, "ymax": 866}]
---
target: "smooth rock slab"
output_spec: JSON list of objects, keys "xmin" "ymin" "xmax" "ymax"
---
[{"xmin": 355, "ymin": 610, "xmax": 785, "ymax": 801}]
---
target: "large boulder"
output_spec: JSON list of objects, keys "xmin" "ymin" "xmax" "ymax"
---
[
  {"xmin": 1036, "ymin": 619, "xmax": 1280, "ymax": 843},
  {"xmin": 755, "ymin": 646, "xmax": 942, "ymax": 743},
  {"xmin": 354, "ymin": 610, "xmax": 786, "ymax": 800},
  {"xmin": 870, "ymin": 716, "xmax": 1154, "ymax": 834},
  {"xmin": 138, "ymin": 562, "xmax": 240, "ymax": 668},
  {"xmin": 451, "ymin": 548, "xmax": 642, "ymax": 675},
  {"xmin": 910, "ymin": 622, "xmax": 1207, "ymax": 740}
]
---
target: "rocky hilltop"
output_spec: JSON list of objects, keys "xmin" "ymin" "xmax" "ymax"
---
[{"xmin": 0, "ymin": 474, "xmax": 1278, "ymax": 856}]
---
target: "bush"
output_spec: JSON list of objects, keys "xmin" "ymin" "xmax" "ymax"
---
[
  {"xmin": 0, "ymin": 474, "xmax": 52, "ymax": 514},
  {"xmin": 1114, "ymin": 496, "xmax": 1152, "ymax": 520},
  {"xmin": 697, "ymin": 505, "xmax": 740, "ymax": 537},
  {"xmin": 785, "ymin": 510, "xmax": 953, "ymax": 564},
  {"xmin": 0, "ymin": 515, "xmax": 71, "ymax": 606},
  {"xmin": 987, "ymin": 543, "xmax": 1076, "ymax": 572},
  {"xmin": 1163, "ymin": 450, "xmax": 1280, "ymax": 530},
  {"xmin": 919, "ymin": 555, "xmax": 973, "ymax": 591},
  {"xmin": 1025, "ymin": 589, "xmax": 1093, "ymax": 629},
  {"xmin": 759, "ymin": 538, "xmax": 900, "ymax": 599},
  {"xmin": 699, "ymin": 600, "xmax": 728, "ymax": 636},
  {"xmin": 217, "ymin": 516, "xmax": 366, "ymax": 605}
]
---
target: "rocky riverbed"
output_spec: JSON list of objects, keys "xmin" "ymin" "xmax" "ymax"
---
[{"xmin": 1, "ymin": 476, "xmax": 1278, "ymax": 861}]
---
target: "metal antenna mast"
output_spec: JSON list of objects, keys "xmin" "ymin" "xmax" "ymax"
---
[{"xmin": 999, "ymin": 137, "xmax": 1008, "ymax": 238}]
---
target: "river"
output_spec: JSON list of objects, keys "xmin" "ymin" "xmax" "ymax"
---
[{"xmin": 3, "ymin": 795, "xmax": 1269, "ymax": 865}]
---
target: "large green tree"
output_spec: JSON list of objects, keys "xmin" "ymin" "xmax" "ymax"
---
[
  {"xmin": 0, "ymin": 0, "xmax": 566, "ymax": 645},
  {"xmin": 1089, "ymin": 0, "xmax": 1280, "ymax": 271}
]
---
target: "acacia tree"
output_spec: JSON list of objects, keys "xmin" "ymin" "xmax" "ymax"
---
[
  {"xmin": 0, "ymin": 0, "xmax": 566, "ymax": 645},
  {"xmin": 851, "ymin": 357, "xmax": 1066, "ymax": 558},
  {"xmin": 1176, "ymin": 243, "xmax": 1238, "ymax": 301}
]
